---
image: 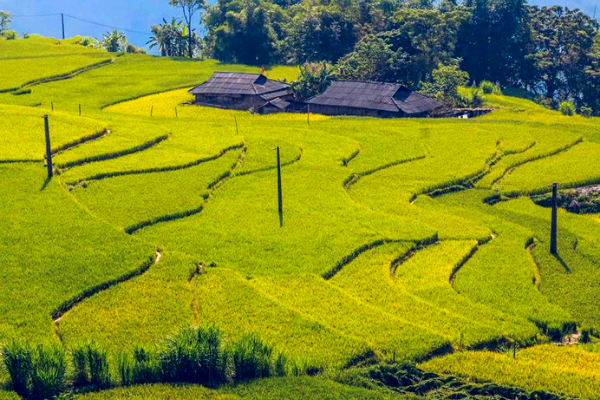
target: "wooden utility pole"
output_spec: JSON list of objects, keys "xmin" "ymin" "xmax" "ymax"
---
[
  {"xmin": 550, "ymin": 183, "xmax": 558, "ymax": 255},
  {"xmin": 43, "ymin": 115, "xmax": 53, "ymax": 178},
  {"xmin": 277, "ymin": 146, "xmax": 283, "ymax": 227},
  {"xmin": 61, "ymin": 14, "xmax": 65, "ymax": 40}
]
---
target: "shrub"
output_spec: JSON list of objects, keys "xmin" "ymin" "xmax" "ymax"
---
[
  {"xmin": 2, "ymin": 341, "xmax": 32, "ymax": 396},
  {"xmin": 479, "ymin": 81, "xmax": 501, "ymax": 95},
  {"xmin": 559, "ymin": 101, "xmax": 576, "ymax": 116},
  {"xmin": 125, "ymin": 43, "xmax": 146, "ymax": 54},
  {"xmin": 159, "ymin": 325, "xmax": 228, "ymax": 387},
  {"xmin": 580, "ymin": 104, "xmax": 593, "ymax": 117},
  {"xmin": 30, "ymin": 344, "xmax": 67, "ymax": 400},
  {"xmin": 232, "ymin": 334, "xmax": 275, "ymax": 381},
  {"xmin": 78, "ymin": 37, "xmax": 97, "ymax": 47},
  {"xmin": 471, "ymin": 89, "xmax": 484, "ymax": 108},
  {"xmin": 2, "ymin": 30, "xmax": 18, "ymax": 40}
]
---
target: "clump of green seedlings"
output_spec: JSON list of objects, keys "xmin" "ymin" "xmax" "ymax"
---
[{"xmin": 2, "ymin": 326, "xmax": 291, "ymax": 399}]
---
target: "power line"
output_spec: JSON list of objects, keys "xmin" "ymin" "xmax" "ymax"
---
[
  {"xmin": 13, "ymin": 13, "xmax": 149, "ymax": 36},
  {"xmin": 63, "ymin": 14, "xmax": 149, "ymax": 36},
  {"xmin": 12, "ymin": 13, "xmax": 62, "ymax": 18}
]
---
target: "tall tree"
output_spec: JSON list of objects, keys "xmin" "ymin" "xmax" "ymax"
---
[
  {"xmin": 527, "ymin": 6, "xmax": 598, "ymax": 101},
  {"xmin": 170, "ymin": 0, "xmax": 205, "ymax": 58},
  {"xmin": 0, "ymin": 10, "xmax": 12, "ymax": 35}
]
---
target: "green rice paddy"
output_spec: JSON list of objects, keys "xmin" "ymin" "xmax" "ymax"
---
[{"xmin": 2, "ymin": 36, "xmax": 600, "ymax": 399}]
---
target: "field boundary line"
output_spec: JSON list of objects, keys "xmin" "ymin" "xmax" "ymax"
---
[
  {"xmin": 413, "ymin": 140, "xmax": 537, "ymax": 200},
  {"xmin": 18, "ymin": 57, "xmax": 116, "ymax": 92},
  {"xmin": 51, "ymin": 250, "xmax": 160, "ymax": 323},
  {"xmin": 125, "ymin": 146, "xmax": 247, "ymax": 234},
  {"xmin": 343, "ymin": 155, "xmax": 427, "ymax": 190},
  {"xmin": 322, "ymin": 233, "xmax": 439, "ymax": 280},
  {"xmin": 235, "ymin": 147, "xmax": 303, "ymax": 177},
  {"xmin": 65, "ymin": 142, "xmax": 245, "ymax": 185},
  {"xmin": 100, "ymin": 85, "xmax": 194, "ymax": 110},
  {"xmin": 341, "ymin": 147, "xmax": 361, "ymax": 167},
  {"xmin": 491, "ymin": 137, "xmax": 584, "ymax": 189},
  {"xmin": 57, "ymin": 134, "xmax": 168, "ymax": 170},
  {"xmin": 51, "ymin": 129, "xmax": 111, "ymax": 156},
  {"xmin": 0, "ymin": 158, "xmax": 41, "ymax": 164}
]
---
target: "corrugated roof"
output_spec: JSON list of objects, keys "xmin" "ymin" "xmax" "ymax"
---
[
  {"xmin": 260, "ymin": 89, "xmax": 290, "ymax": 101},
  {"xmin": 393, "ymin": 89, "xmax": 441, "ymax": 115},
  {"xmin": 190, "ymin": 72, "xmax": 289, "ymax": 96},
  {"xmin": 306, "ymin": 81, "xmax": 440, "ymax": 115},
  {"xmin": 266, "ymin": 97, "xmax": 290, "ymax": 110}
]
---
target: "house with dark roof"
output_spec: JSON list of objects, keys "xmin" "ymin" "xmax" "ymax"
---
[
  {"xmin": 189, "ymin": 72, "xmax": 292, "ymax": 112},
  {"xmin": 305, "ymin": 81, "xmax": 441, "ymax": 118}
]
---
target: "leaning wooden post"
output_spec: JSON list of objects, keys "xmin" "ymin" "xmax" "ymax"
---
[
  {"xmin": 151, "ymin": 106, "xmax": 154, "ymax": 118},
  {"xmin": 234, "ymin": 116, "xmax": 239, "ymax": 135},
  {"xmin": 277, "ymin": 146, "xmax": 283, "ymax": 227},
  {"xmin": 43, "ymin": 115, "xmax": 53, "ymax": 178},
  {"xmin": 175, "ymin": 107, "xmax": 178, "ymax": 118},
  {"xmin": 550, "ymin": 183, "xmax": 558, "ymax": 255},
  {"xmin": 513, "ymin": 341, "xmax": 516, "ymax": 359}
]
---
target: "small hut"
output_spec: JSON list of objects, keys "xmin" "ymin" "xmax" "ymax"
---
[
  {"xmin": 189, "ymin": 72, "xmax": 292, "ymax": 112},
  {"xmin": 306, "ymin": 81, "xmax": 440, "ymax": 118}
]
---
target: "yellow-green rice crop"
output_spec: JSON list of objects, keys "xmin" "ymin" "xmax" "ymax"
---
[{"xmin": 421, "ymin": 345, "xmax": 600, "ymax": 399}]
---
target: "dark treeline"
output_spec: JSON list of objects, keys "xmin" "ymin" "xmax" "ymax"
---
[{"xmin": 199, "ymin": 0, "xmax": 600, "ymax": 113}]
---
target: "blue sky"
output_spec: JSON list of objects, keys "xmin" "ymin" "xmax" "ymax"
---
[{"xmin": 1, "ymin": 0, "xmax": 599, "ymax": 51}]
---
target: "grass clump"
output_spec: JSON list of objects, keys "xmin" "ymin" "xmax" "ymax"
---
[
  {"xmin": 159, "ymin": 326, "xmax": 227, "ymax": 387},
  {"xmin": 2, "ymin": 341, "xmax": 67, "ymax": 400},
  {"xmin": 231, "ymin": 334, "xmax": 276, "ymax": 381},
  {"xmin": 2, "ymin": 341, "xmax": 32, "ymax": 396},
  {"xmin": 72, "ymin": 343, "xmax": 111, "ymax": 389}
]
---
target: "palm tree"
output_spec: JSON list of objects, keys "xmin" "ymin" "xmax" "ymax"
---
[
  {"xmin": 148, "ymin": 18, "xmax": 187, "ymax": 57},
  {"xmin": 100, "ymin": 30, "xmax": 127, "ymax": 53}
]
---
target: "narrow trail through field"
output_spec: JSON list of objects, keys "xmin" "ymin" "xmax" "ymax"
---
[
  {"xmin": 125, "ymin": 146, "xmax": 247, "ymax": 234},
  {"xmin": 52, "ymin": 249, "xmax": 161, "ymax": 344},
  {"xmin": 188, "ymin": 263, "xmax": 203, "ymax": 327}
]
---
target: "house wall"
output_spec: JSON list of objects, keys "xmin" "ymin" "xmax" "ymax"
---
[
  {"xmin": 194, "ymin": 94, "xmax": 265, "ymax": 111},
  {"xmin": 308, "ymin": 104, "xmax": 403, "ymax": 118}
]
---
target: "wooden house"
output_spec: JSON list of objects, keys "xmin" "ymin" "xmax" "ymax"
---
[
  {"xmin": 189, "ymin": 72, "xmax": 292, "ymax": 112},
  {"xmin": 305, "ymin": 81, "xmax": 441, "ymax": 118}
]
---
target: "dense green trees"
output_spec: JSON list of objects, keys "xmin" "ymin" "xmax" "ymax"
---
[{"xmin": 162, "ymin": 0, "xmax": 600, "ymax": 113}]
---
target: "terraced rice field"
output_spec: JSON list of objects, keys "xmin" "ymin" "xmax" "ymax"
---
[{"xmin": 2, "ymin": 36, "xmax": 600, "ymax": 399}]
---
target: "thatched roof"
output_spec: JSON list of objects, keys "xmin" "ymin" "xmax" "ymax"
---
[
  {"xmin": 190, "ymin": 72, "xmax": 289, "ymax": 96},
  {"xmin": 306, "ymin": 81, "xmax": 440, "ymax": 115}
]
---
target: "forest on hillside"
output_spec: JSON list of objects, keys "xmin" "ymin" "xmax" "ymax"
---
[{"xmin": 198, "ymin": 0, "xmax": 600, "ymax": 114}]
